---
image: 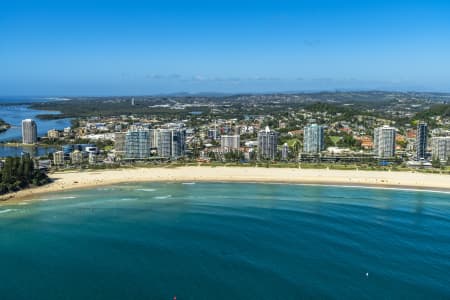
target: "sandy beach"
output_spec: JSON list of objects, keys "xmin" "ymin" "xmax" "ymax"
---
[{"xmin": 1, "ymin": 166, "xmax": 450, "ymax": 204}]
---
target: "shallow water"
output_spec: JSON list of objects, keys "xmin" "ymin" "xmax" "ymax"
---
[{"xmin": 0, "ymin": 182, "xmax": 449, "ymax": 299}]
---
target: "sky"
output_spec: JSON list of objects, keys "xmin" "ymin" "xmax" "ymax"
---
[{"xmin": 1, "ymin": 0, "xmax": 450, "ymax": 96}]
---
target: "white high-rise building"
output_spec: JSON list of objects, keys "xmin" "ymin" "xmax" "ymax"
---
[
  {"xmin": 221, "ymin": 135, "xmax": 240, "ymax": 152},
  {"xmin": 303, "ymin": 124, "xmax": 324, "ymax": 154},
  {"xmin": 125, "ymin": 128, "xmax": 151, "ymax": 159},
  {"xmin": 147, "ymin": 129, "xmax": 158, "ymax": 149},
  {"xmin": 257, "ymin": 126, "xmax": 278, "ymax": 160},
  {"xmin": 281, "ymin": 143, "xmax": 289, "ymax": 160},
  {"xmin": 374, "ymin": 125, "xmax": 396, "ymax": 158},
  {"xmin": 22, "ymin": 119, "xmax": 37, "ymax": 144},
  {"xmin": 431, "ymin": 137, "xmax": 450, "ymax": 162},
  {"xmin": 157, "ymin": 129, "xmax": 173, "ymax": 158},
  {"xmin": 156, "ymin": 128, "xmax": 186, "ymax": 159}
]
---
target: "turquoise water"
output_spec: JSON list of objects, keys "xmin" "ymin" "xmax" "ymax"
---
[{"xmin": 0, "ymin": 183, "xmax": 450, "ymax": 299}]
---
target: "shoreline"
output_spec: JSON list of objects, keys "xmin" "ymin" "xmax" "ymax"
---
[{"xmin": 1, "ymin": 166, "xmax": 450, "ymax": 204}]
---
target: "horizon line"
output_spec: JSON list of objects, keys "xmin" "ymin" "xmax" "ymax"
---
[{"xmin": 2, "ymin": 89, "xmax": 450, "ymax": 99}]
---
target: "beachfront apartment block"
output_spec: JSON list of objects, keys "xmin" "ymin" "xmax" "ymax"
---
[
  {"xmin": 156, "ymin": 128, "xmax": 186, "ymax": 159},
  {"xmin": 374, "ymin": 125, "xmax": 396, "ymax": 158},
  {"xmin": 70, "ymin": 150, "xmax": 83, "ymax": 164},
  {"xmin": 123, "ymin": 126, "xmax": 186, "ymax": 160},
  {"xmin": 171, "ymin": 129, "xmax": 186, "ymax": 158},
  {"xmin": 221, "ymin": 135, "xmax": 240, "ymax": 152},
  {"xmin": 53, "ymin": 151, "xmax": 65, "ymax": 166},
  {"xmin": 431, "ymin": 136, "xmax": 450, "ymax": 162},
  {"xmin": 156, "ymin": 129, "xmax": 172, "ymax": 158},
  {"xmin": 125, "ymin": 128, "xmax": 151, "ymax": 159},
  {"xmin": 303, "ymin": 124, "xmax": 325, "ymax": 154},
  {"xmin": 281, "ymin": 143, "xmax": 289, "ymax": 160},
  {"xmin": 258, "ymin": 126, "xmax": 278, "ymax": 160},
  {"xmin": 114, "ymin": 132, "xmax": 126, "ymax": 153},
  {"xmin": 416, "ymin": 121, "xmax": 428, "ymax": 160},
  {"xmin": 22, "ymin": 119, "xmax": 37, "ymax": 144}
]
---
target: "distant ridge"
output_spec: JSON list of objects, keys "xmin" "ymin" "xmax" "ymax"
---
[{"xmin": 2, "ymin": 90, "xmax": 450, "ymax": 101}]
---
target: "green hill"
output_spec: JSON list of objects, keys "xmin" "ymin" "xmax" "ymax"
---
[{"xmin": 0, "ymin": 119, "xmax": 10, "ymax": 133}]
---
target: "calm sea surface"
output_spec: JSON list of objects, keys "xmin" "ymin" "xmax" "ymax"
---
[{"xmin": 0, "ymin": 182, "xmax": 449, "ymax": 299}]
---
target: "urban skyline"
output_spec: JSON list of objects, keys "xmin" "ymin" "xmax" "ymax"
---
[{"xmin": 16, "ymin": 112, "xmax": 450, "ymax": 167}]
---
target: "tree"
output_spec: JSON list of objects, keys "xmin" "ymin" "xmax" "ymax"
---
[
  {"xmin": 431, "ymin": 158, "xmax": 441, "ymax": 169},
  {"xmin": 223, "ymin": 150, "xmax": 244, "ymax": 162},
  {"xmin": 324, "ymin": 135, "xmax": 335, "ymax": 147},
  {"xmin": 337, "ymin": 133, "xmax": 361, "ymax": 149},
  {"xmin": 0, "ymin": 155, "xmax": 49, "ymax": 195}
]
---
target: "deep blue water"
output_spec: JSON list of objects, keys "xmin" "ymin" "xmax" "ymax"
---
[
  {"xmin": 0, "ymin": 182, "xmax": 449, "ymax": 299},
  {"xmin": 0, "ymin": 97, "xmax": 70, "ymax": 104}
]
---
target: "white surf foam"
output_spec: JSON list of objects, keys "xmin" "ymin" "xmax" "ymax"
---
[
  {"xmin": 119, "ymin": 198, "xmax": 138, "ymax": 201},
  {"xmin": 137, "ymin": 188, "xmax": 156, "ymax": 192},
  {"xmin": 154, "ymin": 195, "xmax": 172, "ymax": 199}
]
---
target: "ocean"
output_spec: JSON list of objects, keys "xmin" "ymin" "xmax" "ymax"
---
[{"xmin": 0, "ymin": 182, "xmax": 449, "ymax": 299}]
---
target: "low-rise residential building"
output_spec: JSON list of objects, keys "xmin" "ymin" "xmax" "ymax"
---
[
  {"xmin": 53, "ymin": 151, "xmax": 65, "ymax": 166},
  {"xmin": 70, "ymin": 150, "xmax": 83, "ymax": 164},
  {"xmin": 47, "ymin": 129, "xmax": 60, "ymax": 139}
]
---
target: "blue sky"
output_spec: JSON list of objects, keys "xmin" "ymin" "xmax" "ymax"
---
[{"xmin": 1, "ymin": 0, "xmax": 450, "ymax": 96}]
